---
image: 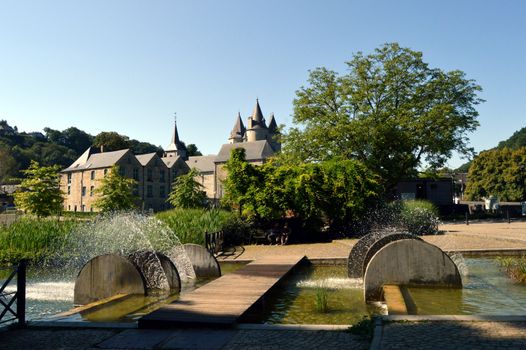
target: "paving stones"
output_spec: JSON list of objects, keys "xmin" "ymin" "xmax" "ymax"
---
[{"xmin": 378, "ymin": 321, "xmax": 526, "ymax": 350}]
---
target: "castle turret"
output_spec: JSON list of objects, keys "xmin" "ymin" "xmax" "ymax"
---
[
  {"xmin": 228, "ymin": 112, "xmax": 246, "ymax": 144},
  {"xmin": 245, "ymin": 99, "xmax": 269, "ymax": 142},
  {"xmin": 266, "ymin": 113, "xmax": 281, "ymax": 151}
]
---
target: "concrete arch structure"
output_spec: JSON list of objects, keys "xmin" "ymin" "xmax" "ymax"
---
[
  {"xmin": 364, "ymin": 239, "xmax": 462, "ymax": 301},
  {"xmin": 183, "ymin": 243, "xmax": 221, "ymax": 277}
]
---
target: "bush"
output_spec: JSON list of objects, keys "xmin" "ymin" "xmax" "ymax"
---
[
  {"xmin": 155, "ymin": 208, "xmax": 236, "ymax": 245},
  {"xmin": 0, "ymin": 217, "xmax": 78, "ymax": 264},
  {"xmin": 396, "ymin": 200, "xmax": 439, "ymax": 235}
]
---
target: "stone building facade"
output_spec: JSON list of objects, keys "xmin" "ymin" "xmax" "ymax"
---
[
  {"xmin": 61, "ymin": 99, "xmax": 280, "ymax": 211},
  {"xmin": 60, "ymin": 121, "xmax": 189, "ymax": 212}
]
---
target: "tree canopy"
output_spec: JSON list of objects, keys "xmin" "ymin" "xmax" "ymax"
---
[
  {"xmin": 14, "ymin": 161, "xmax": 64, "ymax": 217},
  {"xmin": 283, "ymin": 43, "xmax": 483, "ymax": 187},
  {"xmin": 465, "ymin": 147, "xmax": 526, "ymax": 202},
  {"xmin": 0, "ymin": 145, "xmax": 17, "ymax": 183},
  {"xmin": 222, "ymin": 149, "xmax": 380, "ymax": 230},
  {"xmin": 93, "ymin": 165, "xmax": 138, "ymax": 212},
  {"xmin": 167, "ymin": 168, "xmax": 207, "ymax": 208}
]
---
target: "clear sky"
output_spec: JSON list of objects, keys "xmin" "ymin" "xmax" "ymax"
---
[{"xmin": 1, "ymin": 0, "xmax": 524, "ymax": 168}]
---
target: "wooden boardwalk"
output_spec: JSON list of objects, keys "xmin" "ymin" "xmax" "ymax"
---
[{"xmin": 139, "ymin": 254, "xmax": 305, "ymax": 328}]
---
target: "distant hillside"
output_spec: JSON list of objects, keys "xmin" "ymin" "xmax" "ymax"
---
[
  {"xmin": 455, "ymin": 126, "xmax": 526, "ymax": 172},
  {"xmin": 0, "ymin": 120, "xmax": 200, "ymax": 183}
]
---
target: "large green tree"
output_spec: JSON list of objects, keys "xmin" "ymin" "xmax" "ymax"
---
[
  {"xmin": 284, "ymin": 43, "xmax": 483, "ymax": 187},
  {"xmin": 465, "ymin": 147, "xmax": 526, "ymax": 202},
  {"xmin": 167, "ymin": 168, "xmax": 206, "ymax": 208},
  {"xmin": 93, "ymin": 132, "xmax": 130, "ymax": 152},
  {"xmin": 14, "ymin": 161, "xmax": 64, "ymax": 217},
  {"xmin": 93, "ymin": 165, "xmax": 138, "ymax": 212}
]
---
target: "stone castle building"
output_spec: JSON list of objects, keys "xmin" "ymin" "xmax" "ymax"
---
[{"xmin": 60, "ymin": 99, "xmax": 280, "ymax": 211}]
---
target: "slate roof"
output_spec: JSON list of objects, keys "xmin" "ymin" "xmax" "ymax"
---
[
  {"xmin": 214, "ymin": 140, "xmax": 276, "ymax": 163},
  {"xmin": 229, "ymin": 113, "xmax": 246, "ymax": 140},
  {"xmin": 136, "ymin": 153, "xmax": 157, "ymax": 166},
  {"xmin": 166, "ymin": 120, "xmax": 187, "ymax": 153},
  {"xmin": 62, "ymin": 148, "xmax": 130, "ymax": 172},
  {"xmin": 161, "ymin": 155, "xmax": 182, "ymax": 168},
  {"xmin": 268, "ymin": 113, "xmax": 277, "ymax": 132},
  {"xmin": 248, "ymin": 99, "xmax": 267, "ymax": 130},
  {"xmin": 186, "ymin": 155, "xmax": 216, "ymax": 173}
]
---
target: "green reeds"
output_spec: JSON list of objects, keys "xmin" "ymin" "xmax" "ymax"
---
[
  {"xmin": 155, "ymin": 208, "xmax": 235, "ymax": 245},
  {"xmin": 496, "ymin": 256, "xmax": 526, "ymax": 283},
  {"xmin": 0, "ymin": 217, "xmax": 78, "ymax": 264},
  {"xmin": 315, "ymin": 286, "xmax": 329, "ymax": 313}
]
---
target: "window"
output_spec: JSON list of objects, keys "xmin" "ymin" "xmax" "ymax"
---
[
  {"xmin": 104, "ymin": 169, "xmax": 108, "ymax": 176},
  {"xmin": 147, "ymin": 168, "xmax": 153, "ymax": 182},
  {"xmin": 133, "ymin": 168, "xmax": 139, "ymax": 181},
  {"xmin": 147, "ymin": 185, "xmax": 153, "ymax": 198},
  {"xmin": 90, "ymin": 171, "xmax": 95, "ymax": 180},
  {"xmin": 81, "ymin": 205, "xmax": 85, "ymax": 212},
  {"xmin": 68, "ymin": 205, "xmax": 70, "ymax": 211},
  {"xmin": 90, "ymin": 186, "xmax": 94, "ymax": 197},
  {"xmin": 160, "ymin": 185, "xmax": 165, "ymax": 198},
  {"xmin": 82, "ymin": 186, "xmax": 86, "ymax": 196},
  {"xmin": 67, "ymin": 186, "xmax": 71, "ymax": 195},
  {"xmin": 90, "ymin": 207, "xmax": 93, "ymax": 212},
  {"xmin": 67, "ymin": 173, "xmax": 72, "ymax": 184},
  {"xmin": 160, "ymin": 170, "xmax": 165, "ymax": 183}
]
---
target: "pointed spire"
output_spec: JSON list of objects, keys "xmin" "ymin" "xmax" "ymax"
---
[
  {"xmin": 268, "ymin": 113, "xmax": 277, "ymax": 132},
  {"xmin": 229, "ymin": 112, "xmax": 246, "ymax": 140},
  {"xmin": 166, "ymin": 113, "xmax": 181, "ymax": 152},
  {"xmin": 251, "ymin": 98, "xmax": 265, "ymax": 123}
]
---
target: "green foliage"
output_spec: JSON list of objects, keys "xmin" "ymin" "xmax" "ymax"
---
[
  {"xmin": 348, "ymin": 316, "xmax": 374, "ymax": 340},
  {"xmin": 0, "ymin": 217, "xmax": 77, "ymax": 264},
  {"xmin": 167, "ymin": 168, "xmax": 207, "ymax": 209},
  {"xmin": 186, "ymin": 144, "xmax": 203, "ymax": 157},
  {"xmin": 222, "ymin": 149, "xmax": 380, "ymax": 230},
  {"xmin": 156, "ymin": 208, "xmax": 236, "ymax": 245},
  {"xmin": 284, "ymin": 42, "xmax": 483, "ymax": 188},
  {"xmin": 314, "ymin": 287, "xmax": 329, "ymax": 313},
  {"xmin": 497, "ymin": 127, "xmax": 526, "ymax": 150},
  {"xmin": 93, "ymin": 165, "xmax": 138, "ymax": 212},
  {"xmin": 14, "ymin": 161, "xmax": 64, "ymax": 217},
  {"xmin": 93, "ymin": 131, "xmax": 130, "ymax": 152},
  {"xmin": 0, "ymin": 145, "xmax": 17, "ymax": 183},
  {"xmin": 496, "ymin": 256, "xmax": 526, "ymax": 283},
  {"xmin": 465, "ymin": 147, "xmax": 526, "ymax": 201},
  {"xmin": 397, "ymin": 200, "xmax": 439, "ymax": 235}
]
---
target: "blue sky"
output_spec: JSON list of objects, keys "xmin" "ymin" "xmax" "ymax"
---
[{"xmin": 1, "ymin": 0, "xmax": 524, "ymax": 168}]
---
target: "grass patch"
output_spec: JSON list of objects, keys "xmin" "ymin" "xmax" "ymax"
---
[{"xmin": 496, "ymin": 256, "xmax": 526, "ymax": 283}]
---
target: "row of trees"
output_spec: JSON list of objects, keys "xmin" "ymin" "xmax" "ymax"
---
[{"xmin": 0, "ymin": 122, "xmax": 202, "ymax": 183}]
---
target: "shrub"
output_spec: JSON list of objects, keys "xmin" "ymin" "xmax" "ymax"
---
[
  {"xmin": 348, "ymin": 316, "xmax": 374, "ymax": 340},
  {"xmin": 397, "ymin": 200, "xmax": 439, "ymax": 235}
]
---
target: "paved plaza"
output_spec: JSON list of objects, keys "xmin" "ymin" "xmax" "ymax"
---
[{"xmin": 2, "ymin": 220, "xmax": 526, "ymax": 349}]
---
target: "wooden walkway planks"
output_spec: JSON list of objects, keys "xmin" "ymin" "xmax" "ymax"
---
[{"xmin": 139, "ymin": 254, "xmax": 305, "ymax": 328}]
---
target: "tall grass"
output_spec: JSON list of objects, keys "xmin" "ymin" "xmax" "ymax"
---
[
  {"xmin": 0, "ymin": 217, "xmax": 78, "ymax": 264},
  {"xmin": 155, "ymin": 208, "xmax": 236, "ymax": 245},
  {"xmin": 496, "ymin": 256, "xmax": 526, "ymax": 283},
  {"xmin": 315, "ymin": 287, "xmax": 329, "ymax": 313}
]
